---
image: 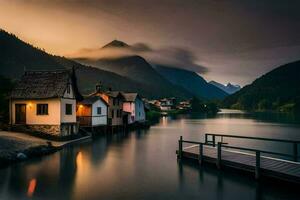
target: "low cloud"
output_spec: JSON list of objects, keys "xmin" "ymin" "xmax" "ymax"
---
[{"xmin": 67, "ymin": 42, "xmax": 208, "ymax": 74}]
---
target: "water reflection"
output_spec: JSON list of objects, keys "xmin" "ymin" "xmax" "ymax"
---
[
  {"xmin": 0, "ymin": 110, "xmax": 300, "ymax": 199},
  {"xmin": 27, "ymin": 179, "xmax": 36, "ymax": 198}
]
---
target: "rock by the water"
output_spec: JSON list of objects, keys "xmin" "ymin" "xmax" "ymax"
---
[{"xmin": 17, "ymin": 152, "xmax": 27, "ymax": 160}]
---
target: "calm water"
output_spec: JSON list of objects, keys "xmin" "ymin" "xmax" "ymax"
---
[{"xmin": 1, "ymin": 110, "xmax": 300, "ymax": 200}]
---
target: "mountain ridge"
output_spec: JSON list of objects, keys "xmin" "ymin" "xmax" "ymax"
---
[
  {"xmin": 0, "ymin": 29, "xmax": 182, "ymax": 98},
  {"xmin": 74, "ymin": 40, "xmax": 228, "ymax": 100},
  {"xmin": 154, "ymin": 65, "xmax": 228, "ymax": 100},
  {"xmin": 223, "ymin": 60, "xmax": 300, "ymax": 112},
  {"xmin": 209, "ymin": 81, "xmax": 241, "ymax": 94}
]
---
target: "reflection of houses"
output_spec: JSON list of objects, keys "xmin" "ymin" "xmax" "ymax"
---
[
  {"xmin": 76, "ymin": 96, "xmax": 108, "ymax": 127},
  {"xmin": 10, "ymin": 70, "xmax": 82, "ymax": 137},
  {"xmin": 122, "ymin": 93, "xmax": 146, "ymax": 124},
  {"xmin": 89, "ymin": 84, "xmax": 124, "ymax": 127}
]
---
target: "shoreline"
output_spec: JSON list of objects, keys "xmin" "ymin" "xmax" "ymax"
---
[{"xmin": 0, "ymin": 131, "xmax": 91, "ymax": 168}]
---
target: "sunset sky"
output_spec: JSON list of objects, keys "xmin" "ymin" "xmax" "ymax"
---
[{"xmin": 1, "ymin": 0, "xmax": 300, "ymax": 85}]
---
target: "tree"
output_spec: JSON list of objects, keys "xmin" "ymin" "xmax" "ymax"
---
[
  {"xmin": 190, "ymin": 97, "xmax": 205, "ymax": 112},
  {"xmin": 0, "ymin": 75, "xmax": 14, "ymax": 123}
]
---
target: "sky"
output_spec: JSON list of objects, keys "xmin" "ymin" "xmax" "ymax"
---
[{"xmin": 1, "ymin": 0, "xmax": 300, "ymax": 86}]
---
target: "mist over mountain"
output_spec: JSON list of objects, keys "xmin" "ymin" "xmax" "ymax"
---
[
  {"xmin": 73, "ymin": 40, "xmax": 227, "ymax": 100},
  {"xmin": 69, "ymin": 40, "xmax": 208, "ymax": 74}
]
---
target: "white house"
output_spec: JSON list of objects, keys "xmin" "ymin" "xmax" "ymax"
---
[
  {"xmin": 76, "ymin": 96, "xmax": 108, "ymax": 127},
  {"xmin": 9, "ymin": 70, "xmax": 82, "ymax": 137},
  {"xmin": 122, "ymin": 93, "xmax": 146, "ymax": 124},
  {"xmin": 159, "ymin": 98, "xmax": 176, "ymax": 111}
]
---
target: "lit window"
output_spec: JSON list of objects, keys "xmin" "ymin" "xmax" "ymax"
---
[{"xmin": 37, "ymin": 104, "xmax": 48, "ymax": 115}]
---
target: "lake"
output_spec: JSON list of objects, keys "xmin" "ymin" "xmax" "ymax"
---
[{"xmin": 1, "ymin": 109, "xmax": 300, "ymax": 200}]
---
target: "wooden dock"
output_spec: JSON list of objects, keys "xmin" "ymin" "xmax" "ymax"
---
[{"xmin": 176, "ymin": 134, "xmax": 300, "ymax": 184}]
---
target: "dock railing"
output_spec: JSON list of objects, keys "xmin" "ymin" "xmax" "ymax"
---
[
  {"xmin": 204, "ymin": 133, "xmax": 300, "ymax": 162},
  {"xmin": 178, "ymin": 134, "xmax": 300, "ymax": 179}
]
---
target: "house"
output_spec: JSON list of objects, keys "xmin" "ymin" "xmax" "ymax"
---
[
  {"xmin": 9, "ymin": 70, "xmax": 83, "ymax": 137},
  {"xmin": 76, "ymin": 96, "xmax": 108, "ymax": 127},
  {"xmin": 122, "ymin": 93, "xmax": 146, "ymax": 124},
  {"xmin": 177, "ymin": 100, "xmax": 191, "ymax": 110},
  {"xmin": 90, "ymin": 84, "xmax": 124, "ymax": 127},
  {"xmin": 159, "ymin": 98, "xmax": 176, "ymax": 111}
]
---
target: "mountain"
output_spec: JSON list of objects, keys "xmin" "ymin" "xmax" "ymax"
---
[
  {"xmin": 0, "ymin": 30, "xmax": 65, "ymax": 78},
  {"xmin": 154, "ymin": 65, "xmax": 228, "ymax": 100},
  {"xmin": 0, "ymin": 29, "xmax": 180, "ymax": 98},
  {"xmin": 223, "ymin": 60, "xmax": 300, "ymax": 112},
  {"xmin": 74, "ymin": 40, "xmax": 228, "ymax": 100},
  {"xmin": 102, "ymin": 40, "xmax": 130, "ymax": 49},
  {"xmin": 209, "ymin": 81, "xmax": 241, "ymax": 94},
  {"xmin": 75, "ymin": 55, "xmax": 191, "ymax": 99}
]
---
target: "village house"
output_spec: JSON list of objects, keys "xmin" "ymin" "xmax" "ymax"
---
[
  {"xmin": 177, "ymin": 100, "xmax": 191, "ymax": 110},
  {"xmin": 9, "ymin": 70, "xmax": 83, "ymax": 137},
  {"xmin": 76, "ymin": 96, "xmax": 108, "ymax": 127},
  {"xmin": 89, "ymin": 84, "xmax": 124, "ymax": 127},
  {"xmin": 122, "ymin": 93, "xmax": 146, "ymax": 124},
  {"xmin": 159, "ymin": 97, "xmax": 176, "ymax": 111}
]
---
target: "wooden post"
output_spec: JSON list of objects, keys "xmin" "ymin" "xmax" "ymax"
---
[
  {"xmin": 293, "ymin": 143, "xmax": 298, "ymax": 162},
  {"xmin": 205, "ymin": 134, "xmax": 208, "ymax": 144},
  {"xmin": 212, "ymin": 135, "xmax": 216, "ymax": 147},
  {"xmin": 255, "ymin": 151, "xmax": 260, "ymax": 180},
  {"xmin": 178, "ymin": 136, "xmax": 183, "ymax": 160},
  {"xmin": 198, "ymin": 143, "xmax": 203, "ymax": 165},
  {"xmin": 217, "ymin": 142, "xmax": 222, "ymax": 169}
]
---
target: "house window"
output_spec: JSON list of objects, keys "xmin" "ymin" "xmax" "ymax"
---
[
  {"xmin": 65, "ymin": 104, "xmax": 72, "ymax": 115},
  {"xmin": 37, "ymin": 104, "xmax": 48, "ymax": 115},
  {"xmin": 67, "ymin": 84, "xmax": 71, "ymax": 94},
  {"xmin": 116, "ymin": 109, "xmax": 122, "ymax": 118},
  {"xmin": 97, "ymin": 107, "xmax": 101, "ymax": 115},
  {"xmin": 111, "ymin": 109, "xmax": 114, "ymax": 118}
]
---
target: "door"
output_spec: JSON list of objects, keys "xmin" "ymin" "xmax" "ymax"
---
[{"xmin": 15, "ymin": 104, "xmax": 26, "ymax": 124}]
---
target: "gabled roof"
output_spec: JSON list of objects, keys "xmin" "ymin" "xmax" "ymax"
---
[
  {"xmin": 80, "ymin": 96, "xmax": 108, "ymax": 106},
  {"xmin": 106, "ymin": 91, "xmax": 124, "ymax": 99},
  {"xmin": 11, "ymin": 70, "xmax": 79, "ymax": 99},
  {"xmin": 121, "ymin": 92, "xmax": 140, "ymax": 102}
]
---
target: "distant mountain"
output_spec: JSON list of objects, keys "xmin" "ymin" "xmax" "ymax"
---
[
  {"xmin": 75, "ymin": 55, "xmax": 191, "ymax": 99},
  {"xmin": 154, "ymin": 65, "xmax": 228, "ymax": 100},
  {"xmin": 0, "ymin": 29, "xmax": 180, "ymax": 98},
  {"xmin": 209, "ymin": 81, "xmax": 241, "ymax": 94},
  {"xmin": 75, "ymin": 40, "xmax": 228, "ymax": 100},
  {"xmin": 75, "ymin": 40, "xmax": 197, "ymax": 99},
  {"xmin": 102, "ymin": 40, "xmax": 130, "ymax": 49},
  {"xmin": 223, "ymin": 60, "xmax": 300, "ymax": 112}
]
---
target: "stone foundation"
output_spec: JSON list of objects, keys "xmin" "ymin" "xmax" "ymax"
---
[
  {"xmin": 61, "ymin": 123, "xmax": 79, "ymax": 137},
  {"xmin": 12, "ymin": 123, "xmax": 79, "ymax": 137}
]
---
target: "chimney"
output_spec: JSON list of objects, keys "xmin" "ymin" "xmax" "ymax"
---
[{"xmin": 95, "ymin": 82, "xmax": 102, "ymax": 93}]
